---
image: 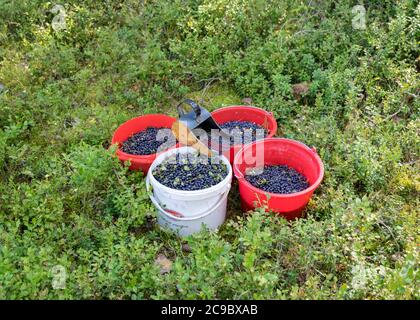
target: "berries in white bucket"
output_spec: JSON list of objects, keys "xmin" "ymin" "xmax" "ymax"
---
[{"xmin": 152, "ymin": 152, "xmax": 228, "ymax": 191}]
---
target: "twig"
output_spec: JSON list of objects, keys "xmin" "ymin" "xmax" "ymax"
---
[
  {"xmin": 198, "ymin": 77, "xmax": 220, "ymax": 83},
  {"xmin": 400, "ymin": 159, "xmax": 419, "ymax": 166},
  {"xmin": 383, "ymin": 108, "xmax": 402, "ymax": 121},
  {"xmin": 201, "ymin": 77, "xmax": 220, "ymax": 100},
  {"xmin": 377, "ymin": 219, "xmax": 401, "ymax": 252},
  {"xmin": 403, "ymin": 91, "xmax": 419, "ymax": 99}
]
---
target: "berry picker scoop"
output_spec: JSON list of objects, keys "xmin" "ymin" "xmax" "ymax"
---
[
  {"xmin": 171, "ymin": 99, "xmax": 231, "ymax": 156},
  {"xmin": 171, "ymin": 120, "xmax": 213, "ymax": 157}
]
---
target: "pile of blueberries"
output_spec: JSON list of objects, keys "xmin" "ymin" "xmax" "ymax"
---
[
  {"xmin": 152, "ymin": 152, "xmax": 228, "ymax": 191},
  {"xmin": 121, "ymin": 127, "xmax": 175, "ymax": 155},
  {"xmin": 245, "ymin": 165, "xmax": 309, "ymax": 194},
  {"xmin": 220, "ymin": 120, "xmax": 267, "ymax": 145},
  {"xmin": 198, "ymin": 120, "xmax": 267, "ymax": 153}
]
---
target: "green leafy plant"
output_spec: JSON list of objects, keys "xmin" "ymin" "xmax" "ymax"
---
[{"xmin": 0, "ymin": 0, "xmax": 418, "ymax": 299}]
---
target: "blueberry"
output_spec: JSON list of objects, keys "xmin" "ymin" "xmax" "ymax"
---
[
  {"xmin": 245, "ymin": 165, "xmax": 309, "ymax": 194},
  {"xmin": 152, "ymin": 152, "xmax": 228, "ymax": 191},
  {"xmin": 121, "ymin": 127, "xmax": 175, "ymax": 155},
  {"xmin": 199, "ymin": 121, "xmax": 267, "ymax": 151},
  {"xmin": 220, "ymin": 120, "xmax": 267, "ymax": 145}
]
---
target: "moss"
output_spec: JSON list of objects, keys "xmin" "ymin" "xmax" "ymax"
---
[
  {"xmin": 0, "ymin": 0, "xmax": 419, "ymax": 300},
  {"xmin": 186, "ymin": 83, "xmax": 242, "ymax": 110}
]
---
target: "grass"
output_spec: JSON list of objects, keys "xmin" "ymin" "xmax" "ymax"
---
[{"xmin": 0, "ymin": 0, "xmax": 419, "ymax": 299}]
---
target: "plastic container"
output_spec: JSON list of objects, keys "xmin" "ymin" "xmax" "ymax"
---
[
  {"xmin": 148, "ymin": 186, "xmax": 230, "ymax": 237},
  {"xmin": 211, "ymin": 105, "xmax": 277, "ymax": 163},
  {"xmin": 233, "ymin": 138, "xmax": 324, "ymax": 220},
  {"xmin": 146, "ymin": 147, "xmax": 232, "ymax": 218},
  {"xmin": 111, "ymin": 114, "xmax": 177, "ymax": 174}
]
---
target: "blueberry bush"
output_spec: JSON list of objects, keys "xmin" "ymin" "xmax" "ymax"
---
[{"xmin": 0, "ymin": 0, "xmax": 419, "ymax": 299}]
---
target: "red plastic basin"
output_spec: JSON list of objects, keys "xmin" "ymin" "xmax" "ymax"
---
[
  {"xmin": 111, "ymin": 114, "xmax": 177, "ymax": 174},
  {"xmin": 211, "ymin": 106, "xmax": 277, "ymax": 163},
  {"xmin": 233, "ymin": 138, "xmax": 324, "ymax": 220}
]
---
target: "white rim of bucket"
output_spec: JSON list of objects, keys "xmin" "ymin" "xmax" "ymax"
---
[
  {"xmin": 147, "ymin": 146, "xmax": 232, "ymax": 197},
  {"xmin": 145, "ymin": 174, "xmax": 231, "ymax": 217},
  {"xmin": 149, "ymin": 187, "xmax": 230, "ymax": 221},
  {"xmin": 233, "ymin": 137, "xmax": 324, "ymax": 198}
]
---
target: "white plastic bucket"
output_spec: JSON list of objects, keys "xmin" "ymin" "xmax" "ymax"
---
[
  {"xmin": 147, "ymin": 146, "xmax": 232, "ymax": 218},
  {"xmin": 146, "ymin": 146, "xmax": 232, "ymax": 236},
  {"xmin": 148, "ymin": 187, "xmax": 229, "ymax": 237}
]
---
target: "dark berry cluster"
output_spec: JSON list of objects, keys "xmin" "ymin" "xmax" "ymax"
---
[
  {"xmin": 220, "ymin": 120, "xmax": 267, "ymax": 145},
  {"xmin": 121, "ymin": 127, "xmax": 175, "ymax": 155},
  {"xmin": 152, "ymin": 152, "xmax": 228, "ymax": 191},
  {"xmin": 245, "ymin": 165, "xmax": 309, "ymax": 194},
  {"xmin": 198, "ymin": 121, "xmax": 268, "ymax": 153}
]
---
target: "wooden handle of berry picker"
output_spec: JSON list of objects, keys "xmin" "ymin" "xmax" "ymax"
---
[{"xmin": 171, "ymin": 120, "xmax": 214, "ymax": 157}]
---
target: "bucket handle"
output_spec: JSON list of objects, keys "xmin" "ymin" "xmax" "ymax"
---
[
  {"xmin": 148, "ymin": 187, "xmax": 230, "ymax": 219},
  {"xmin": 234, "ymin": 169, "xmax": 244, "ymax": 180}
]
